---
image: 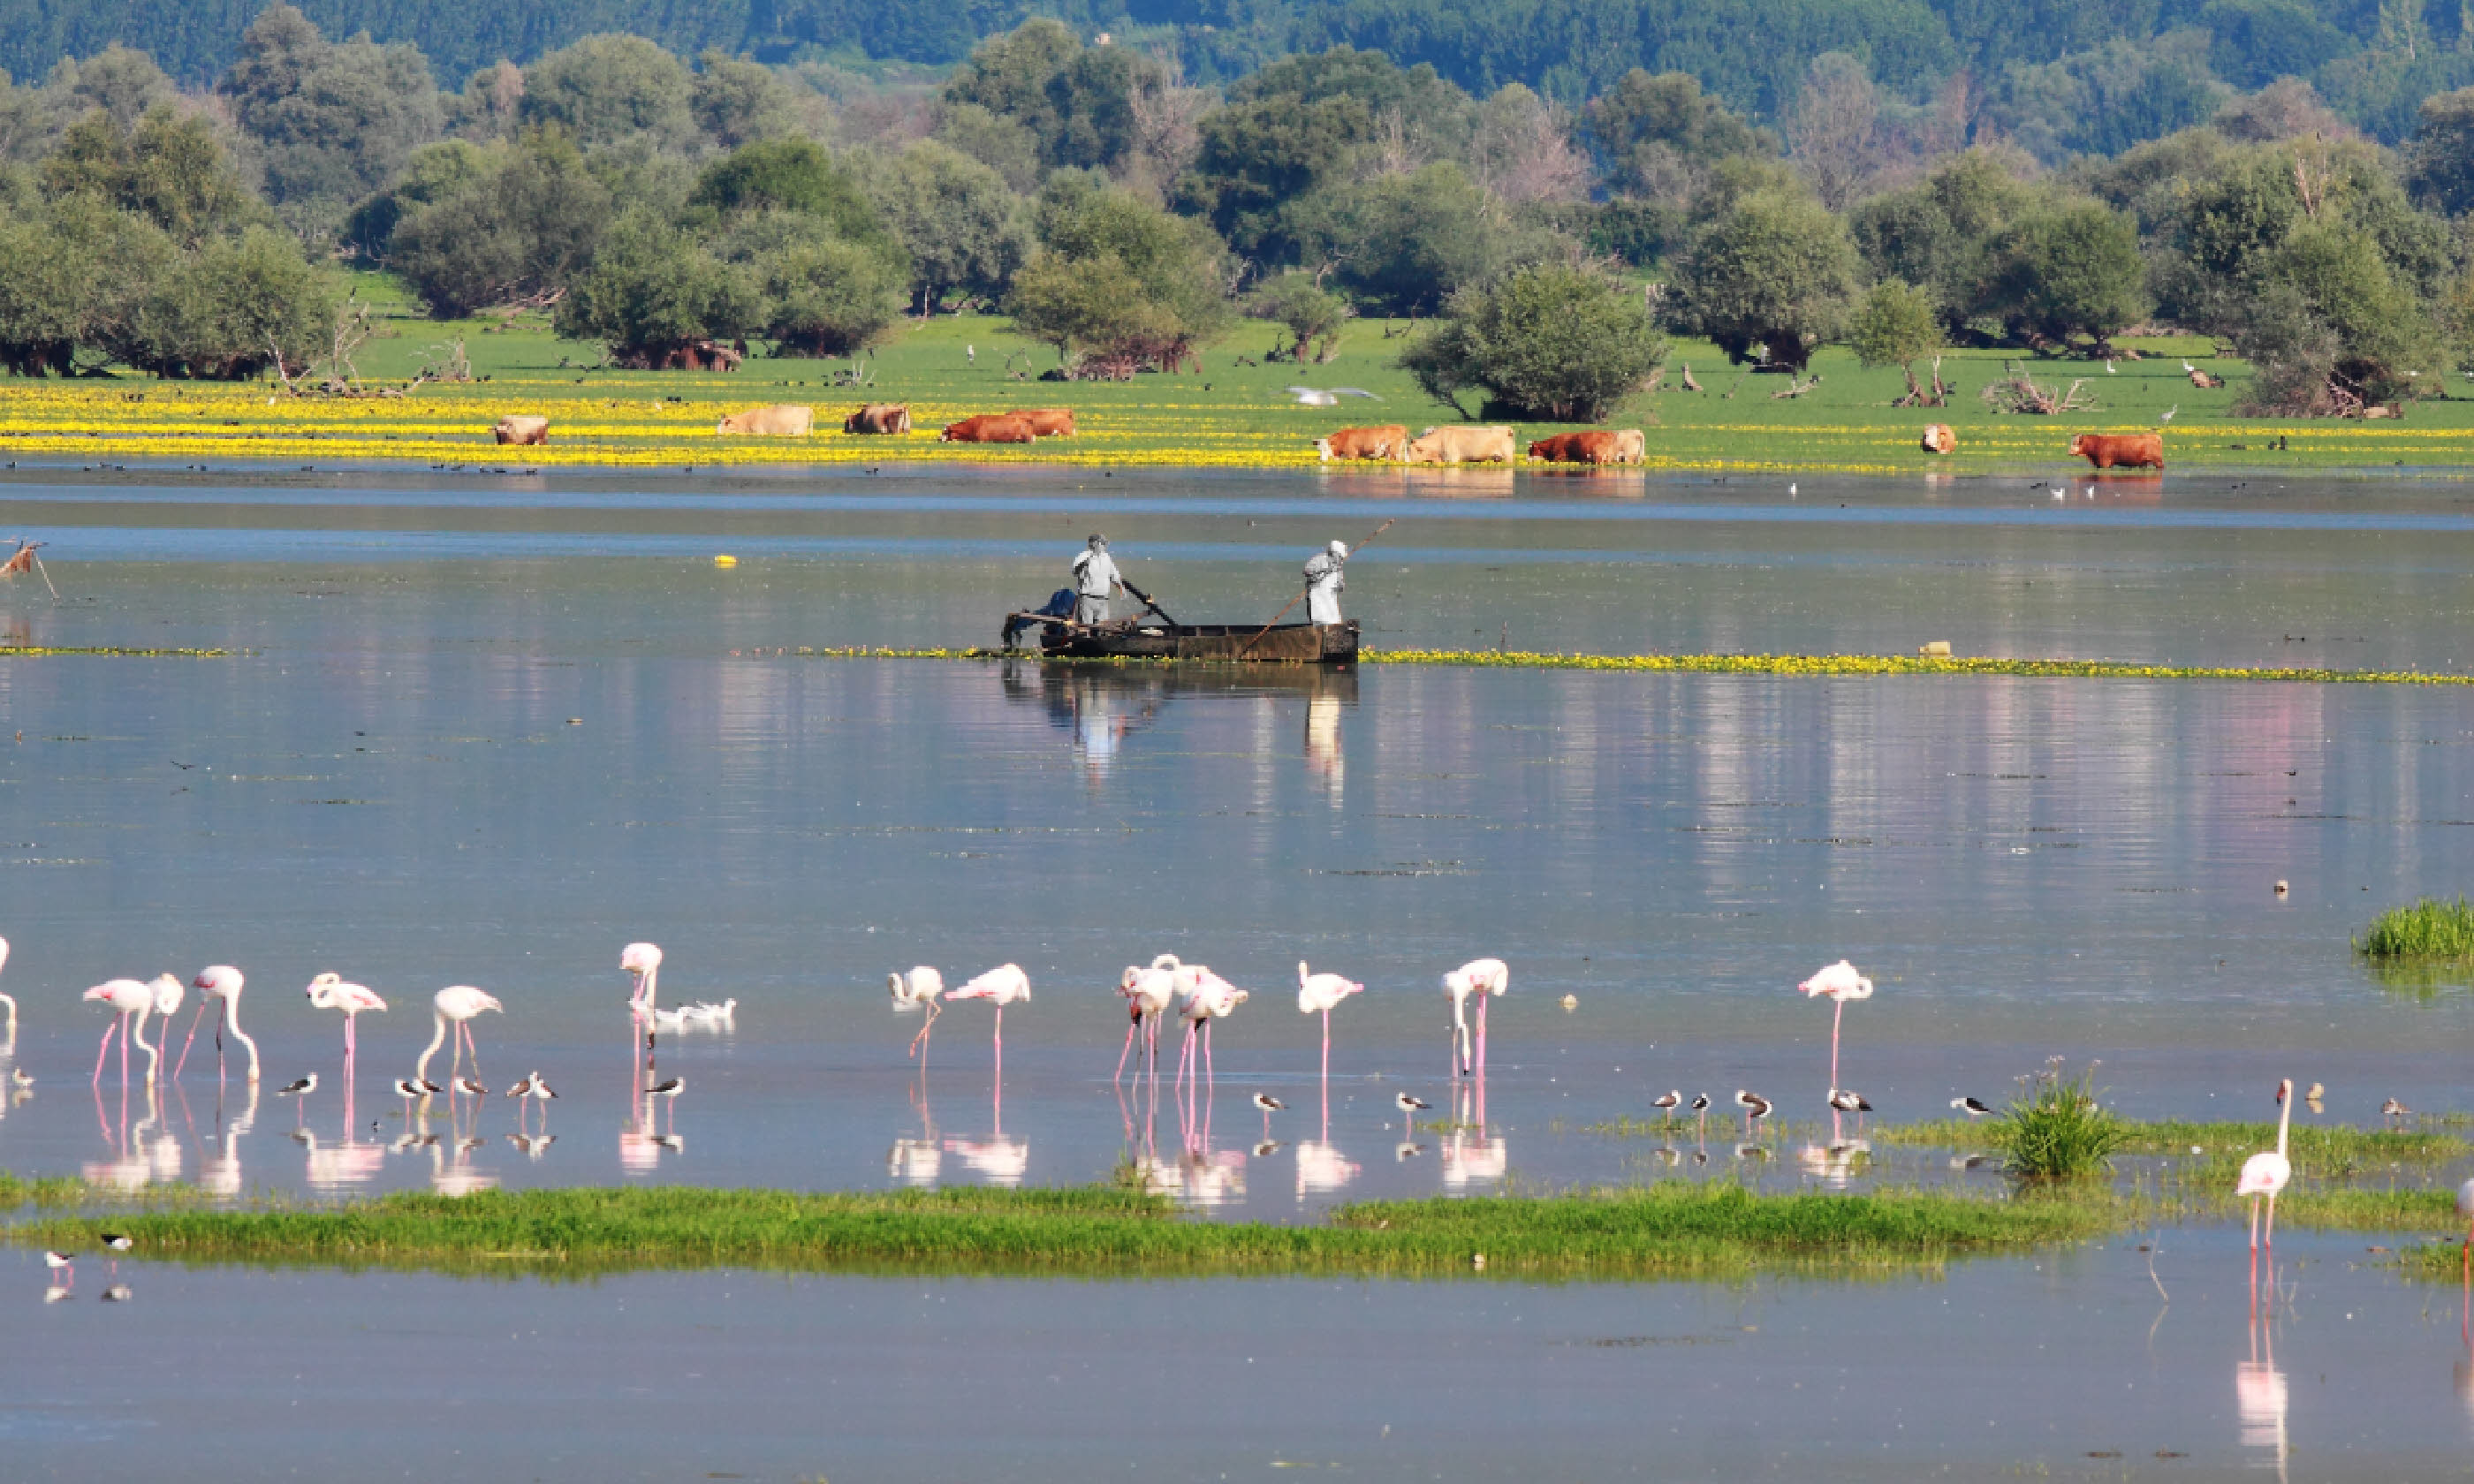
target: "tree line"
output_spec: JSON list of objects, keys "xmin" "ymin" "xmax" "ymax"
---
[{"xmin": 0, "ymin": 7, "xmax": 2471, "ymax": 419}]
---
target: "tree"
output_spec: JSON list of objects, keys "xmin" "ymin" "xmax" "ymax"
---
[
  {"xmin": 1848, "ymin": 278, "xmax": 1947, "ymax": 403},
  {"xmin": 690, "ymin": 139, "xmax": 888, "ymax": 250},
  {"xmin": 387, "ymin": 134, "xmax": 614, "ymax": 315},
  {"xmin": 1011, "ymin": 178, "xmax": 1229, "ymax": 368},
  {"xmin": 45, "ymin": 46, "xmax": 177, "ymax": 130},
  {"xmin": 1985, "ymin": 200, "xmax": 2149, "ymax": 350},
  {"xmin": 1400, "ymin": 261, "xmax": 1667, "ymax": 420},
  {"xmin": 1849, "ymin": 147, "xmax": 2035, "ymax": 331},
  {"xmin": 2239, "ymin": 219, "xmax": 2449, "ymax": 408},
  {"xmin": 1581, "ymin": 69, "xmax": 1769, "ymax": 205},
  {"xmin": 1468, "ymin": 85, "xmax": 1590, "ymax": 206},
  {"xmin": 866, "ymin": 140, "xmax": 1028, "ymax": 313},
  {"xmin": 520, "ymin": 36, "xmax": 695, "ymax": 152},
  {"xmin": 1248, "ymin": 272, "xmax": 1352, "ymax": 360},
  {"xmin": 217, "ymin": 4, "xmax": 444, "ymax": 231},
  {"xmin": 1179, "ymin": 93, "xmax": 1375, "ymax": 261},
  {"xmin": 1664, "ymin": 184, "xmax": 1859, "ymax": 369},
  {"xmin": 42, "ymin": 105, "xmax": 270, "ymax": 246},
  {"xmin": 939, "ymin": 21, "xmax": 1169, "ymax": 176},
  {"xmin": 2407, "ymin": 86, "xmax": 2474, "ymax": 216},
  {"xmin": 1786, "ymin": 53, "xmax": 1883, "ymax": 211},
  {"xmin": 933, "ymin": 102, "xmax": 1040, "ymax": 193},
  {"xmin": 1286, "ymin": 161, "xmax": 1522, "ymax": 314},
  {"xmin": 554, "ymin": 208, "xmax": 756, "ymax": 365},
  {"xmin": 131, "ymin": 226, "xmax": 336, "ymax": 380},
  {"xmin": 722, "ymin": 210, "xmax": 905, "ymax": 355},
  {"xmin": 690, "ymin": 52, "xmax": 796, "ymax": 149}
]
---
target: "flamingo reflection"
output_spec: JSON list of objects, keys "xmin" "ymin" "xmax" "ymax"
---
[
  {"xmin": 428, "ymin": 1136, "xmax": 497, "ymax": 1197},
  {"xmin": 2237, "ymin": 1297, "xmax": 2289, "ymax": 1483},
  {"xmin": 891, "ymin": 1064, "xmax": 943, "ymax": 1185},
  {"xmin": 294, "ymin": 1129, "xmax": 384, "ymax": 1190},
  {"xmin": 196, "ymin": 1080, "xmax": 259, "ymax": 1198}
]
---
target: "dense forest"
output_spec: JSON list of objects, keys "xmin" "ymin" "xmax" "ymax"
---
[{"xmin": 0, "ymin": 2, "xmax": 2470, "ymax": 420}]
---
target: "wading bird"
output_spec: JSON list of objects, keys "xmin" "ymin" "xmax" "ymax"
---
[
  {"xmin": 175, "ymin": 966, "xmax": 258, "ymax": 1084},
  {"xmin": 392, "ymin": 1077, "xmax": 438, "ymax": 1117},
  {"xmin": 2237, "ymin": 1079, "xmax": 2296, "ymax": 1253},
  {"xmin": 83, "ymin": 978, "xmax": 161, "ymax": 1086},
  {"xmin": 1796, "ymin": 960, "xmax": 1873, "ymax": 1094},
  {"xmin": 1952, "ymin": 1095, "xmax": 1993, "ymax": 1117},
  {"xmin": 1441, "ymin": 958, "xmax": 1509, "ymax": 1078},
  {"xmin": 1735, "ymin": 1089, "xmax": 1772, "ymax": 1137},
  {"xmin": 1395, "ymin": 1092, "xmax": 1431, "ymax": 1124},
  {"xmin": 1176, "ymin": 971, "xmax": 1247, "ymax": 1086},
  {"xmin": 888, "ymin": 967, "xmax": 944, "ymax": 1056},
  {"xmin": 507, "ymin": 1071, "xmax": 557, "ymax": 1131},
  {"xmin": 0, "ymin": 935, "xmax": 14, "ymax": 1038},
  {"xmin": 623, "ymin": 942, "xmax": 663, "ymax": 1018},
  {"xmin": 455, "ymin": 1075, "xmax": 489, "ymax": 1101},
  {"xmin": 305, "ymin": 973, "xmax": 386, "ymax": 1068},
  {"xmin": 1283, "ymin": 387, "xmax": 1380, "ymax": 406},
  {"xmin": 275, "ymin": 1072, "xmax": 317, "ymax": 1126},
  {"xmin": 414, "ymin": 986, "xmax": 504, "ymax": 1086},
  {"xmin": 1690, "ymin": 1093, "xmax": 1711, "ymax": 1137},
  {"xmin": 945, "ymin": 964, "xmax": 1031, "ymax": 1072},
  {"xmin": 1253, "ymin": 1092, "xmax": 1285, "ymax": 1140},
  {"xmin": 43, "ymin": 1250, "xmax": 72, "ymax": 1282},
  {"xmin": 1115, "ymin": 962, "xmax": 1177, "ymax": 1079},
  {"xmin": 1651, "ymin": 1090, "xmax": 1681, "ymax": 1124},
  {"xmin": 647, "ymin": 1075, "xmax": 682, "ymax": 1132},
  {"xmin": 2383, "ymin": 1097, "xmax": 2412, "ymax": 1127},
  {"xmin": 1296, "ymin": 962, "xmax": 1364, "ymax": 1080}
]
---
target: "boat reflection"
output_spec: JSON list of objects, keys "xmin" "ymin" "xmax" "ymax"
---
[
  {"xmin": 1305, "ymin": 691, "xmax": 1344, "ymax": 804},
  {"xmin": 1002, "ymin": 660, "xmax": 1360, "ymax": 787}
]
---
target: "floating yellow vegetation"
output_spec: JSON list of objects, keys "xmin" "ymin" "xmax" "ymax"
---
[{"xmin": 0, "ymin": 645, "xmax": 236, "ymax": 657}]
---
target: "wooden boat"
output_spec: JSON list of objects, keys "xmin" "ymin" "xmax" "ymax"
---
[{"xmin": 1022, "ymin": 617, "xmax": 1360, "ymax": 665}]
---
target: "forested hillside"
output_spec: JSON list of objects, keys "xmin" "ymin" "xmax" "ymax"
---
[{"xmin": 5, "ymin": 0, "xmax": 2474, "ymax": 141}]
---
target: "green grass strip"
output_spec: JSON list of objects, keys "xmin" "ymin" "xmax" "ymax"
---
[
  {"xmin": 1871, "ymin": 1118, "xmax": 2466, "ymax": 1170},
  {"xmin": 0, "ymin": 645, "xmax": 234, "ymax": 657},
  {"xmin": 2357, "ymin": 897, "xmax": 2474, "ymax": 961},
  {"xmin": 3, "ymin": 1180, "xmax": 2103, "ymax": 1280}
]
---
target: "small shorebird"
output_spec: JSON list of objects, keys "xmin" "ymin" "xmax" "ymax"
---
[
  {"xmin": 1253, "ymin": 1092, "xmax": 1286, "ymax": 1140},
  {"xmin": 1734, "ymin": 1089, "xmax": 1772, "ymax": 1137},
  {"xmin": 100, "ymin": 1233, "xmax": 132, "ymax": 1253},
  {"xmin": 647, "ymin": 1074, "xmax": 682, "ymax": 1131},
  {"xmin": 1951, "ymin": 1096, "xmax": 1993, "ymax": 1117},
  {"xmin": 2305, "ymin": 1082, "xmax": 2326, "ymax": 1102},
  {"xmin": 1828, "ymin": 1088, "xmax": 1872, "ymax": 1127},
  {"xmin": 42, "ymin": 1250, "xmax": 73, "ymax": 1280},
  {"xmin": 1651, "ymin": 1090, "xmax": 1681, "ymax": 1124},
  {"xmin": 10, "ymin": 1067, "xmax": 31, "ymax": 1090},
  {"xmin": 2382, "ymin": 1097, "xmax": 2412, "ymax": 1127},
  {"xmin": 276, "ymin": 1072, "xmax": 316, "ymax": 1126},
  {"xmin": 1395, "ymin": 1092, "xmax": 1431, "ymax": 1125},
  {"xmin": 1689, "ymin": 1093, "xmax": 1711, "ymax": 1137},
  {"xmin": 455, "ymin": 1076, "xmax": 488, "ymax": 1100}
]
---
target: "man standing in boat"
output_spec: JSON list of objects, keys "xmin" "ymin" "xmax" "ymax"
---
[
  {"xmin": 1071, "ymin": 533, "xmax": 1122, "ymax": 625},
  {"xmin": 1304, "ymin": 540, "xmax": 1347, "ymax": 625}
]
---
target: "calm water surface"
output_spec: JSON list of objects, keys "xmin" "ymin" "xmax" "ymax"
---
[{"xmin": 2, "ymin": 465, "xmax": 2472, "ymax": 1476}]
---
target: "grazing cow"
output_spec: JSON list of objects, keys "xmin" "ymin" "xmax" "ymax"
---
[
  {"xmin": 1527, "ymin": 431, "xmax": 1623, "ymax": 465},
  {"xmin": 716, "ymin": 405, "xmax": 815, "ymax": 436},
  {"xmin": 1403, "ymin": 425, "xmax": 1518, "ymax": 465},
  {"xmin": 493, "ymin": 415, "xmax": 549, "ymax": 446},
  {"xmin": 842, "ymin": 403, "xmax": 911, "ymax": 435},
  {"xmin": 1315, "ymin": 425, "xmax": 1407, "ymax": 462},
  {"xmin": 1611, "ymin": 428, "xmax": 1645, "ymax": 465},
  {"xmin": 939, "ymin": 413, "xmax": 1037, "ymax": 444},
  {"xmin": 1021, "ymin": 407, "xmax": 1076, "ymax": 436},
  {"xmin": 2068, "ymin": 432, "xmax": 2164, "ymax": 470},
  {"xmin": 1920, "ymin": 424, "xmax": 1956, "ymax": 454}
]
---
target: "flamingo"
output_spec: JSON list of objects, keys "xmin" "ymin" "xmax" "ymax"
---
[
  {"xmin": 175, "ymin": 966, "xmax": 259, "ymax": 1084},
  {"xmin": 944, "ymin": 964, "xmax": 1031, "ymax": 1071},
  {"xmin": 889, "ymin": 967, "xmax": 944, "ymax": 1056},
  {"xmin": 414, "ymin": 986, "xmax": 504, "ymax": 1086},
  {"xmin": 2237, "ymin": 1079, "xmax": 2296, "ymax": 1253},
  {"xmin": 1116, "ymin": 963, "xmax": 1178, "ymax": 1079},
  {"xmin": 623, "ymin": 942, "xmax": 663, "ymax": 1016},
  {"xmin": 305, "ymin": 973, "xmax": 386, "ymax": 1066},
  {"xmin": 0, "ymin": 935, "xmax": 14, "ymax": 1039},
  {"xmin": 1797, "ymin": 960, "xmax": 1873, "ymax": 1094},
  {"xmin": 83, "ymin": 979, "xmax": 161, "ymax": 1086},
  {"xmin": 1441, "ymin": 958, "xmax": 1508, "ymax": 1077},
  {"xmin": 1176, "ymin": 972, "xmax": 1247, "ymax": 1086},
  {"xmin": 1297, "ymin": 962, "xmax": 1364, "ymax": 1081}
]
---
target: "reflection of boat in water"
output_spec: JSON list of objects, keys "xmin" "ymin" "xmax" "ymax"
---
[{"xmin": 1026, "ymin": 619, "xmax": 1361, "ymax": 665}]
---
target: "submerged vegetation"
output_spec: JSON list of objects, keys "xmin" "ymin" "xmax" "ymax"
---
[{"xmin": 3, "ymin": 1179, "xmax": 2105, "ymax": 1279}]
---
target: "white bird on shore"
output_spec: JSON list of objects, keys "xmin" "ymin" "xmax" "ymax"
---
[
  {"xmin": 1284, "ymin": 387, "xmax": 1379, "ymax": 406},
  {"xmin": 2160, "ymin": 405, "xmax": 2178, "ymax": 423}
]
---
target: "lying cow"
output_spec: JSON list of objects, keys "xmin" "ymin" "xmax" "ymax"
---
[
  {"xmin": 1316, "ymin": 424, "xmax": 1407, "ymax": 462},
  {"xmin": 1403, "ymin": 425, "xmax": 1518, "ymax": 465},
  {"xmin": 939, "ymin": 413, "xmax": 1037, "ymax": 444},
  {"xmin": 1528, "ymin": 431, "xmax": 1617, "ymax": 464},
  {"xmin": 2068, "ymin": 432, "xmax": 2164, "ymax": 471},
  {"xmin": 1920, "ymin": 424, "xmax": 1956, "ymax": 454},
  {"xmin": 1021, "ymin": 407, "xmax": 1076, "ymax": 436},
  {"xmin": 493, "ymin": 415, "xmax": 549, "ymax": 446},
  {"xmin": 717, "ymin": 405, "xmax": 815, "ymax": 436},
  {"xmin": 843, "ymin": 403, "xmax": 911, "ymax": 435}
]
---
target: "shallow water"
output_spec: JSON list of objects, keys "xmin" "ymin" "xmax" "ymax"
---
[{"xmin": 3, "ymin": 465, "xmax": 2474, "ymax": 1470}]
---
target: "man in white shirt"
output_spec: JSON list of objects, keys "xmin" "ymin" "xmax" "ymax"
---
[
  {"xmin": 1071, "ymin": 534, "xmax": 1122, "ymax": 624},
  {"xmin": 1303, "ymin": 540, "xmax": 1347, "ymax": 624}
]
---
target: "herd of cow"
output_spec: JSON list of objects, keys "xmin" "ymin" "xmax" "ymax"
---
[{"xmin": 486, "ymin": 404, "xmax": 2167, "ymax": 472}]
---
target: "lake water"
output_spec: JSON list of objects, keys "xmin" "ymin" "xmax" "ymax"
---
[{"xmin": 3, "ymin": 462, "xmax": 2474, "ymax": 1476}]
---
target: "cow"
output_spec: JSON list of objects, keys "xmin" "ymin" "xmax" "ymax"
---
[
  {"xmin": 939, "ymin": 413, "xmax": 1037, "ymax": 444},
  {"xmin": 842, "ymin": 404, "xmax": 911, "ymax": 435},
  {"xmin": 1403, "ymin": 425, "xmax": 1518, "ymax": 465},
  {"xmin": 1315, "ymin": 425, "xmax": 1408, "ymax": 462},
  {"xmin": 493, "ymin": 415, "xmax": 549, "ymax": 446},
  {"xmin": 1021, "ymin": 407, "xmax": 1076, "ymax": 437},
  {"xmin": 717, "ymin": 405, "xmax": 815, "ymax": 436},
  {"xmin": 2068, "ymin": 432, "xmax": 2164, "ymax": 470},
  {"xmin": 1921, "ymin": 424, "xmax": 1956, "ymax": 454},
  {"xmin": 1528, "ymin": 431, "xmax": 1617, "ymax": 464}
]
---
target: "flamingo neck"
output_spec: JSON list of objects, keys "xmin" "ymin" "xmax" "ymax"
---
[
  {"xmin": 415, "ymin": 1010, "xmax": 450, "ymax": 1079},
  {"xmin": 132, "ymin": 1008, "xmax": 159, "ymax": 1077},
  {"xmin": 225, "ymin": 997, "xmax": 261, "ymax": 1081},
  {"xmin": 2275, "ymin": 1087, "xmax": 2293, "ymax": 1158}
]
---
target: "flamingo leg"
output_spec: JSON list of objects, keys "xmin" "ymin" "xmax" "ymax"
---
[
  {"xmin": 2249, "ymin": 1195, "xmax": 2261, "ymax": 1251},
  {"xmin": 1116, "ymin": 1011, "xmax": 1139, "ymax": 1081},
  {"xmin": 462, "ymin": 1022, "xmax": 482, "ymax": 1081},
  {"xmin": 119, "ymin": 1011, "xmax": 131, "ymax": 1086},
  {"xmin": 992, "ymin": 1005, "xmax": 1004, "ymax": 1079},
  {"xmin": 1476, "ymin": 994, "xmax": 1488, "ymax": 1078},
  {"xmin": 92, "ymin": 1017, "xmax": 119, "ymax": 1084},
  {"xmin": 2263, "ymin": 1192, "xmax": 2279, "ymax": 1250},
  {"xmin": 1203, "ymin": 1020, "xmax": 1215, "ymax": 1086},
  {"xmin": 1829, "ymin": 998, "xmax": 1843, "ymax": 1093},
  {"xmin": 1322, "ymin": 1007, "xmax": 1332, "ymax": 1082},
  {"xmin": 174, "ymin": 1002, "xmax": 212, "ymax": 1081}
]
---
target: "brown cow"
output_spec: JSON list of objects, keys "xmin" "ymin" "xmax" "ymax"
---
[
  {"xmin": 1921, "ymin": 424, "xmax": 1956, "ymax": 454},
  {"xmin": 1528, "ymin": 431, "xmax": 1622, "ymax": 465},
  {"xmin": 494, "ymin": 415, "xmax": 549, "ymax": 446},
  {"xmin": 1316, "ymin": 425, "xmax": 1407, "ymax": 462},
  {"xmin": 1021, "ymin": 407, "xmax": 1076, "ymax": 436},
  {"xmin": 1403, "ymin": 425, "xmax": 1518, "ymax": 465},
  {"xmin": 717, "ymin": 405, "xmax": 815, "ymax": 436},
  {"xmin": 843, "ymin": 403, "xmax": 911, "ymax": 435},
  {"xmin": 939, "ymin": 413, "xmax": 1037, "ymax": 444},
  {"xmin": 2068, "ymin": 432, "xmax": 2164, "ymax": 470}
]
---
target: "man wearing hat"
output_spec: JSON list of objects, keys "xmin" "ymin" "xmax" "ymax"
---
[
  {"xmin": 1070, "ymin": 533, "xmax": 1122, "ymax": 625},
  {"xmin": 1303, "ymin": 539, "xmax": 1348, "ymax": 625}
]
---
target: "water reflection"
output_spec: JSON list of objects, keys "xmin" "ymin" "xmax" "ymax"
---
[
  {"xmin": 196, "ymin": 1081, "xmax": 260, "ymax": 1198},
  {"xmin": 1000, "ymin": 660, "xmax": 1358, "ymax": 789},
  {"xmin": 889, "ymin": 1068, "xmax": 942, "ymax": 1185},
  {"xmin": 2237, "ymin": 1299, "xmax": 2289, "ymax": 1480},
  {"xmin": 295, "ymin": 1129, "xmax": 384, "ymax": 1190},
  {"xmin": 1796, "ymin": 1140, "xmax": 1871, "ymax": 1188},
  {"xmin": 429, "ymin": 1135, "xmax": 497, "ymax": 1197}
]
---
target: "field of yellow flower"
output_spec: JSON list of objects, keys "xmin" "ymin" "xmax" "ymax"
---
[{"xmin": 2, "ymin": 299, "xmax": 2470, "ymax": 476}]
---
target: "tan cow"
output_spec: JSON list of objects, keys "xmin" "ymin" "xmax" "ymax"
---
[
  {"xmin": 1611, "ymin": 428, "xmax": 1644, "ymax": 464},
  {"xmin": 1021, "ymin": 407, "xmax": 1076, "ymax": 436},
  {"xmin": 1403, "ymin": 425, "xmax": 1518, "ymax": 465},
  {"xmin": 717, "ymin": 405, "xmax": 815, "ymax": 436},
  {"xmin": 493, "ymin": 415, "xmax": 549, "ymax": 446},
  {"xmin": 843, "ymin": 403, "xmax": 911, "ymax": 435},
  {"xmin": 939, "ymin": 413, "xmax": 1037, "ymax": 444},
  {"xmin": 2068, "ymin": 432, "xmax": 2164, "ymax": 470},
  {"xmin": 1921, "ymin": 424, "xmax": 1956, "ymax": 454},
  {"xmin": 1315, "ymin": 425, "xmax": 1408, "ymax": 462}
]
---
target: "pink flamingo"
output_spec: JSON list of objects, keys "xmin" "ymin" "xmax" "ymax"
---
[
  {"xmin": 1177, "ymin": 972, "xmax": 1248, "ymax": 1086},
  {"xmin": 1796, "ymin": 959, "xmax": 1873, "ymax": 1094},
  {"xmin": 1297, "ymin": 961, "xmax": 1363, "ymax": 1080},
  {"xmin": 1117, "ymin": 962, "xmax": 1178, "ymax": 1079},
  {"xmin": 1441, "ymin": 959, "xmax": 1507, "ymax": 1077},
  {"xmin": 623, "ymin": 943, "xmax": 663, "ymax": 1018},
  {"xmin": 888, "ymin": 966, "xmax": 944, "ymax": 1057},
  {"xmin": 305, "ymin": 973, "xmax": 386, "ymax": 1067},
  {"xmin": 415, "ymin": 986, "xmax": 505, "ymax": 1086},
  {"xmin": 83, "ymin": 978, "xmax": 163, "ymax": 1086},
  {"xmin": 945, "ymin": 965, "xmax": 1030, "ymax": 1073},
  {"xmin": 0, "ymin": 935, "xmax": 15, "ymax": 1039},
  {"xmin": 2237, "ymin": 1079, "xmax": 2295, "ymax": 1253},
  {"xmin": 176, "ymin": 965, "xmax": 259, "ymax": 1084}
]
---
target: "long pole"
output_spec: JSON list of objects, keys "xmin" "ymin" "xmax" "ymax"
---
[{"xmin": 1237, "ymin": 519, "xmax": 1394, "ymax": 657}]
